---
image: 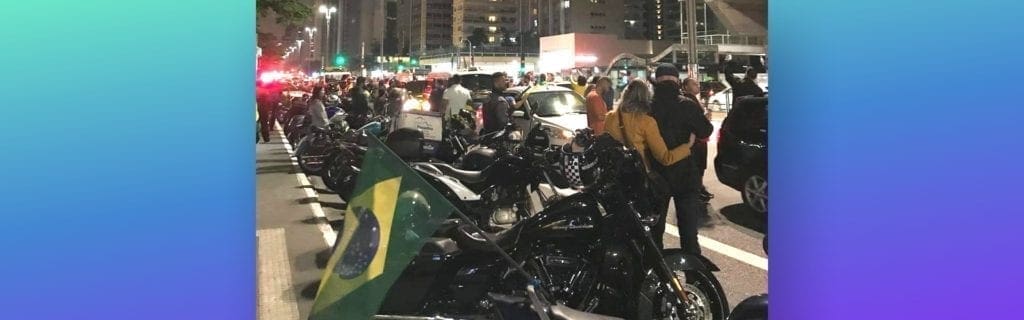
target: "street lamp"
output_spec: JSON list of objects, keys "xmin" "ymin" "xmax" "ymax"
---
[
  {"xmin": 319, "ymin": 5, "xmax": 337, "ymax": 68},
  {"xmin": 460, "ymin": 38, "xmax": 474, "ymax": 69}
]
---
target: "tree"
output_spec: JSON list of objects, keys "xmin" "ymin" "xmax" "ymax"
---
[
  {"xmin": 257, "ymin": 32, "xmax": 284, "ymax": 65},
  {"xmin": 467, "ymin": 28, "xmax": 488, "ymax": 47},
  {"xmin": 500, "ymin": 28, "xmax": 515, "ymax": 47},
  {"xmin": 257, "ymin": 0, "xmax": 312, "ymax": 24}
]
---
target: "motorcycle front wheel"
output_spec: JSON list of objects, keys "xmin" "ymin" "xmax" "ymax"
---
[
  {"xmin": 323, "ymin": 152, "xmax": 359, "ymax": 202},
  {"xmin": 660, "ymin": 269, "xmax": 728, "ymax": 320},
  {"xmin": 295, "ymin": 136, "xmax": 328, "ymax": 176}
]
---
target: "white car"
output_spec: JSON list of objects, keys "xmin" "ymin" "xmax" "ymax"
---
[{"xmin": 505, "ymin": 85, "xmax": 590, "ymax": 147}]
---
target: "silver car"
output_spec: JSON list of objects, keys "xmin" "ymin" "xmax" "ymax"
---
[{"xmin": 505, "ymin": 85, "xmax": 590, "ymax": 147}]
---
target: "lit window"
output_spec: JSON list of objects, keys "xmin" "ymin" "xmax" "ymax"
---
[
  {"xmin": 488, "ymin": 16, "xmax": 497, "ymax": 22},
  {"xmin": 489, "ymin": 26, "xmax": 497, "ymax": 32},
  {"xmin": 488, "ymin": 36, "xmax": 495, "ymax": 42},
  {"xmin": 657, "ymin": 30, "xmax": 662, "ymax": 35},
  {"xmin": 657, "ymin": 25, "xmax": 661, "ymax": 30},
  {"xmin": 563, "ymin": 1, "xmax": 570, "ymax": 8}
]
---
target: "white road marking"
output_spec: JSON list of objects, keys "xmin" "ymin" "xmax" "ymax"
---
[
  {"xmin": 276, "ymin": 122, "xmax": 338, "ymax": 246},
  {"xmin": 665, "ymin": 223, "xmax": 768, "ymax": 271},
  {"xmin": 257, "ymin": 228, "xmax": 301, "ymax": 320}
]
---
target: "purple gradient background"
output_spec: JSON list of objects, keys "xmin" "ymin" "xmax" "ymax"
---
[
  {"xmin": 0, "ymin": 0, "xmax": 1023, "ymax": 319},
  {"xmin": 772, "ymin": 0, "xmax": 1024, "ymax": 319}
]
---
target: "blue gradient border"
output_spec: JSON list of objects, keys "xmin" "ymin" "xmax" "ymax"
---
[
  {"xmin": 0, "ymin": 1, "xmax": 254, "ymax": 319},
  {"xmin": 772, "ymin": 0, "xmax": 1024, "ymax": 319},
  {"xmin": 2, "ymin": 0, "xmax": 1024, "ymax": 319}
]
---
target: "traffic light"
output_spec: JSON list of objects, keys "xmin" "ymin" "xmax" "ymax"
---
[
  {"xmin": 397, "ymin": 64, "xmax": 405, "ymax": 72},
  {"xmin": 519, "ymin": 55, "xmax": 527, "ymax": 75},
  {"xmin": 410, "ymin": 58, "xmax": 418, "ymax": 66},
  {"xmin": 334, "ymin": 55, "xmax": 347, "ymax": 66}
]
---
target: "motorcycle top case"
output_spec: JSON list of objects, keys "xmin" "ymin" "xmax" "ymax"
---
[{"xmin": 396, "ymin": 110, "xmax": 444, "ymax": 141}]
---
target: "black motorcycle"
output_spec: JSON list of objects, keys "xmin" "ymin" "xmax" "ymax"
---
[
  {"xmin": 320, "ymin": 117, "xmax": 391, "ymax": 201},
  {"xmin": 378, "ymin": 131, "xmax": 729, "ymax": 320}
]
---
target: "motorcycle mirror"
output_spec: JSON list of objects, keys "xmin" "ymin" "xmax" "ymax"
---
[{"xmin": 512, "ymin": 110, "xmax": 527, "ymax": 119}]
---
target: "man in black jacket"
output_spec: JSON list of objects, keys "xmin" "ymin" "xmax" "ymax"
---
[
  {"xmin": 649, "ymin": 64, "xmax": 714, "ymax": 255},
  {"xmin": 348, "ymin": 76, "xmax": 371, "ymax": 116},
  {"xmin": 481, "ymin": 72, "xmax": 511, "ymax": 135}
]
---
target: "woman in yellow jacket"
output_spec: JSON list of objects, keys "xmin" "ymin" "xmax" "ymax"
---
[
  {"xmin": 605, "ymin": 79, "xmax": 695, "ymax": 248},
  {"xmin": 605, "ymin": 79, "xmax": 695, "ymax": 170}
]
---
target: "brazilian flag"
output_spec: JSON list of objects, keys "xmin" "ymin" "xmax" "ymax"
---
[{"xmin": 310, "ymin": 136, "xmax": 458, "ymax": 320}]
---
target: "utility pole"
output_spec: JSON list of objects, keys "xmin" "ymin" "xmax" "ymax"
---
[
  {"xmin": 683, "ymin": 0, "xmax": 699, "ymax": 79},
  {"xmin": 342, "ymin": 0, "xmax": 350, "ymax": 61}
]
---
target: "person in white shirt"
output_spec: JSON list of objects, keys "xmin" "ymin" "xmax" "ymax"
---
[
  {"xmin": 307, "ymin": 86, "xmax": 330, "ymax": 129},
  {"xmin": 441, "ymin": 74, "xmax": 472, "ymax": 118}
]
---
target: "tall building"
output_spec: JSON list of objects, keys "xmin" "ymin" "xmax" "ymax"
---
[
  {"xmin": 452, "ymin": 0, "xmax": 519, "ymax": 46},
  {"xmin": 647, "ymin": 0, "xmax": 725, "ymax": 41},
  {"xmin": 357, "ymin": 0, "xmax": 400, "ymax": 62},
  {"xmin": 397, "ymin": 0, "xmax": 453, "ymax": 54},
  {"xmin": 537, "ymin": 0, "xmax": 626, "ymax": 37},
  {"xmin": 623, "ymin": 0, "xmax": 647, "ymax": 39}
]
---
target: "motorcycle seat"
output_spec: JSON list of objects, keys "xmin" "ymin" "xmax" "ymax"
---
[
  {"xmin": 431, "ymin": 163, "xmax": 487, "ymax": 185},
  {"xmin": 452, "ymin": 223, "xmax": 521, "ymax": 254}
]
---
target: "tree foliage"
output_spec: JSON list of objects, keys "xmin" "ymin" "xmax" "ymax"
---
[
  {"xmin": 467, "ymin": 28, "xmax": 488, "ymax": 47},
  {"xmin": 257, "ymin": 0, "xmax": 312, "ymax": 24}
]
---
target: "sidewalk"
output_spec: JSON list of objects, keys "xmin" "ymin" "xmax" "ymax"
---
[{"xmin": 256, "ymin": 128, "xmax": 335, "ymax": 320}]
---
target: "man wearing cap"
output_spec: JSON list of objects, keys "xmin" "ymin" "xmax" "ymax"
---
[{"xmin": 649, "ymin": 63, "xmax": 714, "ymax": 255}]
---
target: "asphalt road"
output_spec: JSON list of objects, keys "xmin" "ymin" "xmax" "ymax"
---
[{"xmin": 256, "ymin": 115, "xmax": 767, "ymax": 319}]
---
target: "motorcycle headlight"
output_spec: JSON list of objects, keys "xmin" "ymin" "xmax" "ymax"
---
[
  {"xmin": 558, "ymin": 128, "xmax": 574, "ymax": 140},
  {"xmin": 421, "ymin": 101, "xmax": 430, "ymax": 111}
]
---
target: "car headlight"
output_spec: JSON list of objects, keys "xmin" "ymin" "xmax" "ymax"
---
[
  {"xmin": 550, "ymin": 128, "xmax": 573, "ymax": 140},
  {"xmin": 402, "ymin": 99, "xmax": 419, "ymax": 111}
]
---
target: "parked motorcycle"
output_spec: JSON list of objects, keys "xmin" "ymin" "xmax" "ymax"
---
[
  {"xmin": 378, "ymin": 130, "xmax": 728, "ymax": 319},
  {"xmin": 488, "ymin": 286, "xmax": 765, "ymax": 320},
  {"xmin": 294, "ymin": 120, "xmax": 351, "ymax": 176},
  {"xmin": 320, "ymin": 116, "xmax": 391, "ymax": 200}
]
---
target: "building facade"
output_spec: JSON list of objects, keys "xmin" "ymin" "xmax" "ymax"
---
[
  {"xmin": 452, "ymin": 0, "xmax": 519, "ymax": 46},
  {"xmin": 397, "ymin": 0, "xmax": 453, "ymax": 54},
  {"xmin": 538, "ymin": 0, "xmax": 626, "ymax": 37},
  {"xmin": 647, "ymin": 0, "xmax": 726, "ymax": 41}
]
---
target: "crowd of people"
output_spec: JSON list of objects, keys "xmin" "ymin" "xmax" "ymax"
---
[
  {"xmin": 257, "ymin": 62, "xmax": 765, "ymax": 253},
  {"xmin": 584, "ymin": 61, "xmax": 765, "ymax": 253}
]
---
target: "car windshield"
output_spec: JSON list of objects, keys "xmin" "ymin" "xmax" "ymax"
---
[
  {"xmin": 530, "ymin": 91, "xmax": 587, "ymax": 117},
  {"xmin": 460, "ymin": 74, "xmax": 494, "ymax": 92}
]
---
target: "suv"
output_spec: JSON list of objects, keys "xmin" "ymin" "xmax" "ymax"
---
[{"xmin": 714, "ymin": 96, "xmax": 768, "ymax": 214}]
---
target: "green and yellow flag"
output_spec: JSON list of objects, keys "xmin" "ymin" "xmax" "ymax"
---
[{"xmin": 310, "ymin": 136, "xmax": 458, "ymax": 320}]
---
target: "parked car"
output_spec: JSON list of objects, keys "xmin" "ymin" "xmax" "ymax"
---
[
  {"xmin": 715, "ymin": 95, "xmax": 767, "ymax": 214},
  {"xmin": 504, "ymin": 85, "xmax": 589, "ymax": 147}
]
